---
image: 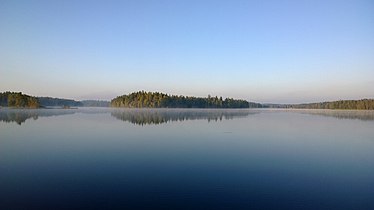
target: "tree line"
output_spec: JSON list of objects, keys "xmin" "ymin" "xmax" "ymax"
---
[
  {"xmin": 81, "ymin": 100, "xmax": 110, "ymax": 107},
  {"xmin": 2, "ymin": 91, "xmax": 374, "ymax": 110},
  {"xmin": 111, "ymin": 91, "xmax": 261, "ymax": 108},
  {"xmin": 290, "ymin": 99, "xmax": 374, "ymax": 110},
  {"xmin": 37, "ymin": 97, "xmax": 83, "ymax": 107},
  {"xmin": 0, "ymin": 92, "xmax": 40, "ymax": 108},
  {"xmin": 0, "ymin": 92, "xmax": 88, "ymax": 108}
]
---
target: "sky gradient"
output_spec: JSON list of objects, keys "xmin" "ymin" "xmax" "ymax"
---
[{"xmin": 1, "ymin": 0, "xmax": 373, "ymax": 103}]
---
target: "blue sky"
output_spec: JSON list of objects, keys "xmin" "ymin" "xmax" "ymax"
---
[{"xmin": 1, "ymin": 0, "xmax": 373, "ymax": 103}]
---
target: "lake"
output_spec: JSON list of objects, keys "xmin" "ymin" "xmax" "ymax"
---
[{"xmin": 1, "ymin": 108, "xmax": 373, "ymax": 209}]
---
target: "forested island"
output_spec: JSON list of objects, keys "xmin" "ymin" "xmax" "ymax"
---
[{"xmin": 111, "ymin": 91, "xmax": 261, "ymax": 108}]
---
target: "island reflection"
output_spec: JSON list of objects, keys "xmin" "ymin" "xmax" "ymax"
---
[
  {"xmin": 1, "ymin": 108, "xmax": 374, "ymax": 126},
  {"xmin": 0, "ymin": 109, "xmax": 76, "ymax": 125},
  {"xmin": 296, "ymin": 109, "xmax": 374, "ymax": 121},
  {"xmin": 110, "ymin": 109, "xmax": 258, "ymax": 125}
]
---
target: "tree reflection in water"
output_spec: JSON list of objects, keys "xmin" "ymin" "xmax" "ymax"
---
[
  {"xmin": 110, "ymin": 109, "xmax": 258, "ymax": 125},
  {"xmin": 0, "ymin": 109, "xmax": 76, "ymax": 125},
  {"xmin": 295, "ymin": 109, "xmax": 374, "ymax": 121},
  {"xmin": 1, "ymin": 108, "xmax": 374, "ymax": 126}
]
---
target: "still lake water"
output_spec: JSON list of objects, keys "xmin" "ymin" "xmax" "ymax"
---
[{"xmin": 1, "ymin": 108, "xmax": 373, "ymax": 209}]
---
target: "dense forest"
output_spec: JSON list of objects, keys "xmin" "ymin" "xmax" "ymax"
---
[
  {"xmin": 290, "ymin": 99, "xmax": 374, "ymax": 110},
  {"xmin": 111, "ymin": 91, "xmax": 261, "ymax": 108},
  {"xmin": 0, "ymin": 92, "xmax": 40, "ymax": 108}
]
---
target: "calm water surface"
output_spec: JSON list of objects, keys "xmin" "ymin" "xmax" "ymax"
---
[{"xmin": 1, "ymin": 108, "xmax": 373, "ymax": 209}]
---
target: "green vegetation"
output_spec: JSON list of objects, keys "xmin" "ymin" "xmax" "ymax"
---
[
  {"xmin": 111, "ymin": 91, "xmax": 261, "ymax": 108},
  {"xmin": 0, "ymin": 92, "xmax": 40, "ymax": 108},
  {"xmin": 0, "ymin": 92, "xmax": 83, "ymax": 108},
  {"xmin": 2, "ymin": 90, "xmax": 373, "ymax": 110},
  {"xmin": 290, "ymin": 99, "xmax": 374, "ymax": 110},
  {"xmin": 263, "ymin": 99, "xmax": 374, "ymax": 110}
]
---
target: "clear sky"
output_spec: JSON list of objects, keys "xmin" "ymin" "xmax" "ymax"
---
[{"xmin": 1, "ymin": 0, "xmax": 373, "ymax": 103}]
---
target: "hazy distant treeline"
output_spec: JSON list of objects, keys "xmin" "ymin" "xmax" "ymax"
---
[
  {"xmin": 265, "ymin": 99, "xmax": 374, "ymax": 110},
  {"xmin": 290, "ymin": 99, "xmax": 374, "ymax": 110},
  {"xmin": 38, "ymin": 98, "xmax": 110, "ymax": 107},
  {"xmin": 37, "ymin": 97, "xmax": 83, "ymax": 107},
  {"xmin": 81, "ymin": 100, "xmax": 110, "ymax": 107},
  {"xmin": 111, "ymin": 91, "xmax": 261, "ymax": 108}
]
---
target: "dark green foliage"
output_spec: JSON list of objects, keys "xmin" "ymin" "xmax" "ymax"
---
[
  {"xmin": 0, "ymin": 92, "xmax": 40, "ymax": 108},
  {"xmin": 111, "ymin": 91, "xmax": 261, "ymax": 108},
  {"xmin": 290, "ymin": 99, "xmax": 374, "ymax": 110},
  {"xmin": 37, "ymin": 97, "xmax": 83, "ymax": 107}
]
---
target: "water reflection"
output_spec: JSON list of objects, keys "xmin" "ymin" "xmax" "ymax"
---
[
  {"xmin": 1, "ymin": 109, "xmax": 373, "ymax": 209},
  {"xmin": 296, "ymin": 109, "xmax": 374, "ymax": 121},
  {"xmin": 111, "ymin": 109, "xmax": 257, "ymax": 125},
  {"xmin": 0, "ymin": 108, "xmax": 76, "ymax": 125},
  {"xmin": 1, "ymin": 108, "xmax": 374, "ymax": 126}
]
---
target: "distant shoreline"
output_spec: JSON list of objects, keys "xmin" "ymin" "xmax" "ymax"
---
[{"xmin": 1, "ymin": 91, "xmax": 373, "ymax": 110}]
